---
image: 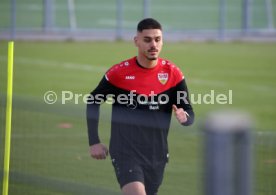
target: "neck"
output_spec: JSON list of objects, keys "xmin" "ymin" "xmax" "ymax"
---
[{"xmin": 136, "ymin": 55, "xmax": 158, "ymax": 69}]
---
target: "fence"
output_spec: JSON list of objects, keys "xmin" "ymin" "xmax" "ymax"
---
[{"xmin": 0, "ymin": 0, "xmax": 276, "ymax": 41}]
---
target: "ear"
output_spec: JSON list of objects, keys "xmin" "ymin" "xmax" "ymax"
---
[{"xmin": 134, "ymin": 36, "xmax": 138, "ymax": 47}]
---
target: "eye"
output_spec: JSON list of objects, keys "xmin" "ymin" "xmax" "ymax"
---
[
  {"xmin": 144, "ymin": 38, "xmax": 151, "ymax": 43},
  {"xmin": 155, "ymin": 37, "xmax": 161, "ymax": 42}
]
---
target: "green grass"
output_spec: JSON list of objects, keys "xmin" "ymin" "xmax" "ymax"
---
[{"xmin": 0, "ymin": 41, "xmax": 276, "ymax": 195}]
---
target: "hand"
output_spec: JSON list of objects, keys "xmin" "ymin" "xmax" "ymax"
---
[
  {"xmin": 172, "ymin": 104, "xmax": 188, "ymax": 124},
  {"xmin": 90, "ymin": 143, "xmax": 109, "ymax": 160}
]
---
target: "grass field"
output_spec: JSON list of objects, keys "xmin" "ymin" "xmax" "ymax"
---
[{"xmin": 0, "ymin": 41, "xmax": 276, "ymax": 195}]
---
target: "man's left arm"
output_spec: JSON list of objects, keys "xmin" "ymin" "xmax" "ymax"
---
[{"xmin": 172, "ymin": 79, "xmax": 194, "ymax": 126}]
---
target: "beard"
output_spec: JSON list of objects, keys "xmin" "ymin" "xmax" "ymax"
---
[
  {"xmin": 146, "ymin": 56, "xmax": 158, "ymax": 61},
  {"xmin": 146, "ymin": 49, "xmax": 158, "ymax": 60}
]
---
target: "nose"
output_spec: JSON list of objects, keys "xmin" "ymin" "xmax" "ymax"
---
[{"xmin": 150, "ymin": 40, "xmax": 157, "ymax": 48}]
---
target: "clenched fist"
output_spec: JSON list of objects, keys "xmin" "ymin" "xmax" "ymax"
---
[{"xmin": 90, "ymin": 143, "xmax": 109, "ymax": 160}]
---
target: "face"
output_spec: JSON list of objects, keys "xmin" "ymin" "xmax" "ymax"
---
[{"xmin": 134, "ymin": 29, "xmax": 163, "ymax": 61}]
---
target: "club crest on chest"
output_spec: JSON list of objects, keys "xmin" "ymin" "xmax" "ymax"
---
[{"xmin": 158, "ymin": 72, "xmax": 168, "ymax": 85}]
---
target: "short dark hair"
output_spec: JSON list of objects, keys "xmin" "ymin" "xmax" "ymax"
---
[{"xmin": 137, "ymin": 18, "xmax": 162, "ymax": 32}]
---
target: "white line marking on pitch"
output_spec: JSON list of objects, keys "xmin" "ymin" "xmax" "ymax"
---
[{"xmin": 0, "ymin": 56, "xmax": 106, "ymax": 72}]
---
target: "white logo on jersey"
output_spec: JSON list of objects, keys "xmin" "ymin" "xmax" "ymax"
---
[
  {"xmin": 158, "ymin": 73, "xmax": 168, "ymax": 84},
  {"xmin": 125, "ymin": 76, "xmax": 135, "ymax": 80}
]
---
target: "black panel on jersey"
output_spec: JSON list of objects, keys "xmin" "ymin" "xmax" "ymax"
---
[{"xmin": 87, "ymin": 75, "xmax": 194, "ymax": 164}]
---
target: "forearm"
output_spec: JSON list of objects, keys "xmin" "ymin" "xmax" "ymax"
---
[
  {"xmin": 86, "ymin": 103, "xmax": 100, "ymax": 145},
  {"xmin": 175, "ymin": 79, "xmax": 195, "ymax": 126}
]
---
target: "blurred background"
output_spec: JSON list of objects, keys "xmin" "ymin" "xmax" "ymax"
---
[
  {"xmin": 0, "ymin": 0, "xmax": 276, "ymax": 195},
  {"xmin": 0, "ymin": 0, "xmax": 276, "ymax": 41}
]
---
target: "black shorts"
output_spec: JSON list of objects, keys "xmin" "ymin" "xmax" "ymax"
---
[{"xmin": 111, "ymin": 157, "xmax": 166, "ymax": 195}]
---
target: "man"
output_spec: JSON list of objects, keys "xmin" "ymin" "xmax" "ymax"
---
[{"xmin": 87, "ymin": 18, "xmax": 194, "ymax": 195}]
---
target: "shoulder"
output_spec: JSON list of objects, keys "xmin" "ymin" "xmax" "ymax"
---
[
  {"xmin": 159, "ymin": 58, "xmax": 184, "ymax": 83},
  {"xmin": 105, "ymin": 57, "xmax": 135, "ymax": 82}
]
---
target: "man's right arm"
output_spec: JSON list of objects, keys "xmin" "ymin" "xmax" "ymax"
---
[
  {"xmin": 86, "ymin": 76, "xmax": 115, "ymax": 159},
  {"xmin": 86, "ymin": 102, "xmax": 101, "ymax": 145}
]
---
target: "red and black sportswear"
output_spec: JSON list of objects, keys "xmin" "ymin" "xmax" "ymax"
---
[{"xmin": 87, "ymin": 57, "xmax": 194, "ymax": 164}]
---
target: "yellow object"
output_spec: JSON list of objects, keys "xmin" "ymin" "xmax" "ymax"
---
[{"xmin": 2, "ymin": 41, "xmax": 14, "ymax": 195}]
